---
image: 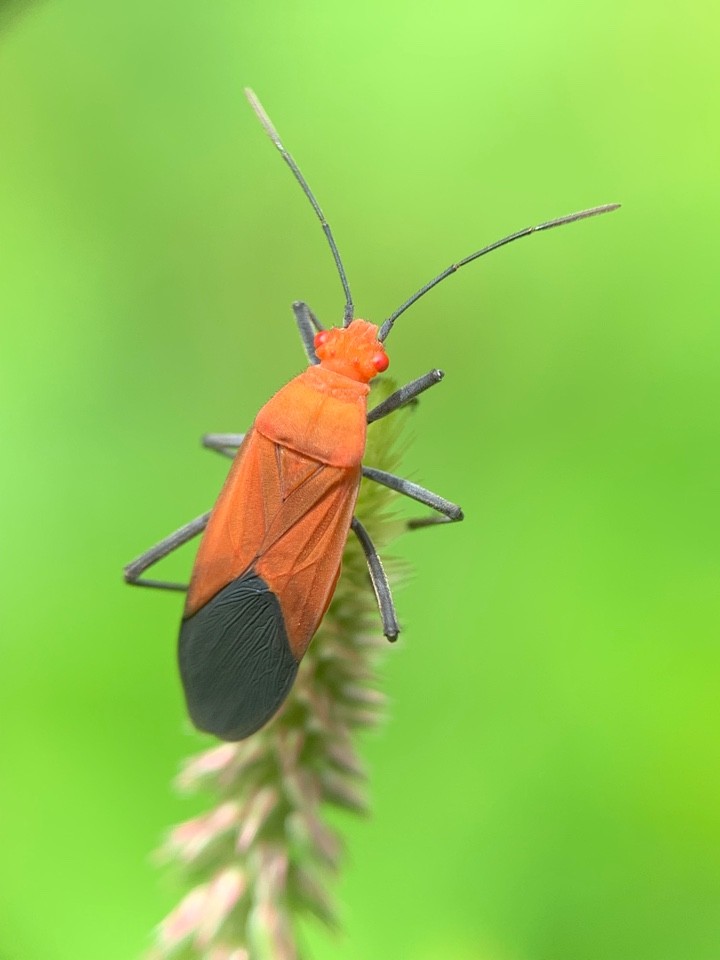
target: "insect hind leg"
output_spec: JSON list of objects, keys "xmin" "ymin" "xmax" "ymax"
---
[
  {"xmin": 351, "ymin": 517, "xmax": 399, "ymax": 642},
  {"xmin": 123, "ymin": 511, "xmax": 211, "ymax": 591}
]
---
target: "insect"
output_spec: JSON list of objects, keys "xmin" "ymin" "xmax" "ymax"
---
[{"xmin": 124, "ymin": 89, "xmax": 619, "ymax": 741}]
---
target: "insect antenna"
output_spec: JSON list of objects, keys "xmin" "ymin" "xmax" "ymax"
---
[
  {"xmin": 245, "ymin": 88, "xmax": 355, "ymax": 326},
  {"xmin": 378, "ymin": 203, "xmax": 620, "ymax": 342}
]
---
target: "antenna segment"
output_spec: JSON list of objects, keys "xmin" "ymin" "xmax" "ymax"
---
[
  {"xmin": 378, "ymin": 203, "xmax": 620, "ymax": 342},
  {"xmin": 245, "ymin": 88, "xmax": 355, "ymax": 326}
]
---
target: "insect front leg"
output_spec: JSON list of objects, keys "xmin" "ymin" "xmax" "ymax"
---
[
  {"xmin": 361, "ymin": 466, "xmax": 463, "ymax": 530},
  {"xmin": 292, "ymin": 301, "xmax": 322, "ymax": 365},
  {"xmin": 123, "ymin": 511, "xmax": 211, "ymax": 591},
  {"xmin": 350, "ymin": 517, "xmax": 399, "ymax": 642},
  {"xmin": 202, "ymin": 433, "xmax": 247, "ymax": 460},
  {"xmin": 367, "ymin": 369, "xmax": 444, "ymax": 424}
]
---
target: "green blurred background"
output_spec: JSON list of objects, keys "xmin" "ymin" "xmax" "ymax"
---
[{"xmin": 1, "ymin": 0, "xmax": 718, "ymax": 958}]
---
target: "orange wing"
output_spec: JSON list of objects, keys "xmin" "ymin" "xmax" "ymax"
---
[{"xmin": 185, "ymin": 428, "xmax": 361, "ymax": 660}]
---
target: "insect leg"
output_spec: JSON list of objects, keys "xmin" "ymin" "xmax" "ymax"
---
[
  {"xmin": 367, "ymin": 369, "xmax": 444, "ymax": 424},
  {"xmin": 292, "ymin": 301, "xmax": 322, "ymax": 365},
  {"xmin": 202, "ymin": 433, "xmax": 246, "ymax": 460},
  {"xmin": 350, "ymin": 517, "xmax": 399, "ymax": 642},
  {"xmin": 123, "ymin": 512, "xmax": 211, "ymax": 591},
  {"xmin": 361, "ymin": 466, "xmax": 463, "ymax": 529}
]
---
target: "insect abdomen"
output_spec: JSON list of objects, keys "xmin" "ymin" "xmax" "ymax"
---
[{"xmin": 178, "ymin": 570, "xmax": 298, "ymax": 740}]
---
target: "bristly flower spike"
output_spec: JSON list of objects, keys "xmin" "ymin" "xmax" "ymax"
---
[{"xmin": 147, "ymin": 380, "xmax": 410, "ymax": 960}]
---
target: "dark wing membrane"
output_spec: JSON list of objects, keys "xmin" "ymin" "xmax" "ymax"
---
[{"xmin": 179, "ymin": 571, "xmax": 298, "ymax": 741}]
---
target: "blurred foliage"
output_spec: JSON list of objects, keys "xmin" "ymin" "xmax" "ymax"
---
[{"xmin": 0, "ymin": 2, "xmax": 718, "ymax": 960}]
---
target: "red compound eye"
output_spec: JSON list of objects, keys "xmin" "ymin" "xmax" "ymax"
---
[
  {"xmin": 372, "ymin": 351, "xmax": 390, "ymax": 373},
  {"xmin": 314, "ymin": 330, "xmax": 330, "ymax": 349}
]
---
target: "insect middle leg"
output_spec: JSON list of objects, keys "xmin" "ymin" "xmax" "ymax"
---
[
  {"xmin": 361, "ymin": 466, "xmax": 463, "ymax": 530},
  {"xmin": 365, "ymin": 369, "xmax": 462, "ymax": 530},
  {"xmin": 202, "ymin": 433, "xmax": 246, "ymax": 460},
  {"xmin": 123, "ymin": 511, "xmax": 211, "ymax": 591}
]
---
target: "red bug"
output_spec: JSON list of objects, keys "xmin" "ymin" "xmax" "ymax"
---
[{"xmin": 124, "ymin": 89, "xmax": 619, "ymax": 740}]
